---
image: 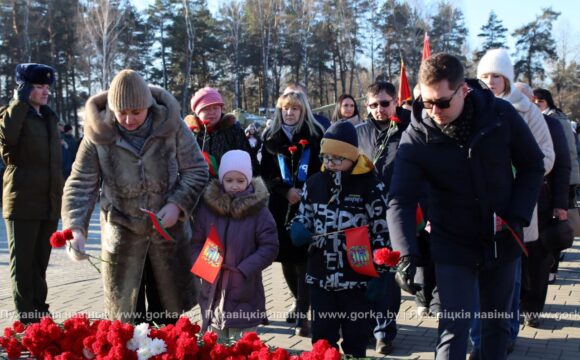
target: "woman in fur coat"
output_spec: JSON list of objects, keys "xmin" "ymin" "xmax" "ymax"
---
[
  {"xmin": 61, "ymin": 70, "xmax": 209, "ymax": 324},
  {"xmin": 192, "ymin": 150, "xmax": 278, "ymax": 339}
]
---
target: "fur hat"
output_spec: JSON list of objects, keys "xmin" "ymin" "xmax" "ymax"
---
[
  {"xmin": 191, "ymin": 87, "xmax": 224, "ymax": 115},
  {"xmin": 15, "ymin": 63, "xmax": 55, "ymax": 86},
  {"xmin": 477, "ymin": 48, "xmax": 514, "ymax": 84},
  {"xmin": 107, "ymin": 69, "xmax": 153, "ymax": 112},
  {"xmin": 320, "ymin": 121, "xmax": 359, "ymax": 162},
  {"xmin": 219, "ymin": 150, "xmax": 252, "ymax": 183}
]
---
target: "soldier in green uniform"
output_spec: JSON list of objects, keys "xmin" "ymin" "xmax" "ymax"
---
[{"xmin": 0, "ymin": 63, "xmax": 63, "ymax": 323}]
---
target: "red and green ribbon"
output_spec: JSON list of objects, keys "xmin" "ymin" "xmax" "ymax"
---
[{"xmin": 141, "ymin": 208, "xmax": 173, "ymax": 241}]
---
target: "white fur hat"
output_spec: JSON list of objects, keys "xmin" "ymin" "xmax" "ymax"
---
[
  {"xmin": 477, "ymin": 48, "xmax": 514, "ymax": 84},
  {"xmin": 219, "ymin": 150, "xmax": 252, "ymax": 183}
]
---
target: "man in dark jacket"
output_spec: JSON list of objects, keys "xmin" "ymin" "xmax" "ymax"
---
[
  {"xmin": 355, "ymin": 81, "xmax": 411, "ymax": 354},
  {"xmin": 0, "ymin": 63, "xmax": 63, "ymax": 323},
  {"xmin": 387, "ymin": 53, "xmax": 544, "ymax": 360}
]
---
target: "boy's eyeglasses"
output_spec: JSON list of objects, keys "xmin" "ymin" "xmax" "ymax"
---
[
  {"xmin": 368, "ymin": 100, "xmax": 392, "ymax": 109},
  {"xmin": 319, "ymin": 154, "xmax": 346, "ymax": 165},
  {"xmin": 421, "ymin": 86, "xmax": 461, "ymax": 109}
]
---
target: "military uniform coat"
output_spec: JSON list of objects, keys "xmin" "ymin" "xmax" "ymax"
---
[{"xmin": 0, "ymin": 100, "xmax": 63, "ymax": 220}]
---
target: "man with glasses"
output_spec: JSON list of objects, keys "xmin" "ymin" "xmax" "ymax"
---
[
  {"xmin": 355, "ymin": 81, "xmax": 411, "ymax": 355},
  {"xmin": 387, "ymin": 53, "xmax": 544, "ymax": 360}
]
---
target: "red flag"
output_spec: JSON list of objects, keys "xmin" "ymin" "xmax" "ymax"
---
[
  {"xmin": 398, "ymin": 60, "xmax": 412, "ymax": 106},
  {"xmin": 422, "ymin": 32, "xmax": 431, "ymax": 62},
  {"xmin": 190, "ymin": 224, "xmax": 224, "ymax": 283},
  {"xmin": 344, "ymin": 226, "xmax": 379, "ymax": 278}
]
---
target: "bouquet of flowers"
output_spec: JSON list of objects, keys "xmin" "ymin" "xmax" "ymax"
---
[{"xmin": 1, "ymin": 315, "xmax": 344, "ymax": 360}]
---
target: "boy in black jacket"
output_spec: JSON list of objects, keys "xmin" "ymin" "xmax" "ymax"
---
[{"xmin": 290, "ymin": 121, "xmax": 389, "ymax": 357}]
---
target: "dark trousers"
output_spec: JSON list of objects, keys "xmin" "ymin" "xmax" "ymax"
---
[
  {"xmin": 135, "ymin": 254, "xmax": 177, "ymax": 325},
  {"xmin": 435, "ymin": 258, "xmax": 517, "ymax": 360},
  {"xmin": 415, "ymin": 263, "xmax": 441, "ymax": 314},
  {"xmin": 281, "ymin": 262, "xmax": 310, "ymax": 317},
  {"xmin": 6, "ymin": 219, "xmax": 58, "ymax": 323},
  {"xmin": 369, "ymin": 270, "xmax": 400, "ymax": 341},
  {"xmin": 310, "ymin": 285, "xmax": 371, "ymax": 358},
  {"xmin": 521, "ymin": 241, "xmax": 553, "ymax": 314}
]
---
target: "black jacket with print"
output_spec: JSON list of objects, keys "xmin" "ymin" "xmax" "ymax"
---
[{"xmin": 292, "ymin": 157, "xmax": 389, "ymax": 290}]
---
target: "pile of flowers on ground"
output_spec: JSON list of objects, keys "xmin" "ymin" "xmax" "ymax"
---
[{"xmin": 0, "ymin": 315, "xmax": 343, "ymax": 360}]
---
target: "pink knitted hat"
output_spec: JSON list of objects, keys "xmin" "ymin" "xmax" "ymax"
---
[
  {"xmin": 190, "ymin": 87, "xmax": 224, "ymax": 115},
  {"xmin": 219, "ymin": 150, "xmax": 253, "ymax": 183}
]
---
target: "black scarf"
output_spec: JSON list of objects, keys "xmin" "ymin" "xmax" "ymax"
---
[{"xmin": 436, "ymin": 96, "xmax": 475, "ymax": 146}]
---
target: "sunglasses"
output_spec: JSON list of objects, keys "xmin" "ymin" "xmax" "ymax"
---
[
  {"xmin": 319, "ymin": 154, "xmax": 346, "ymax": 165},
  {"xmin": 368, "ymin": 100, "xmax": 392, "ymax": 109},
  {"xmin": 421, "ymin": 86, "xmax": 461, "ymax": 109}
]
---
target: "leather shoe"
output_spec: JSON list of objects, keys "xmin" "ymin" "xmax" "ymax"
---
[
  {"xmin": 295, "ymin": 319, "xmax": 310, "ymax": 337},
  {"xmin": 375, "ymin": 339, "xmax": 393, "ymax": 355},
  {"xmin": 468, "ymin": 349, "xmax": 479, "ymax": 360},
  {"xmin": 524, "ymin": 313, "xmax": 540, "ymax": 328}
]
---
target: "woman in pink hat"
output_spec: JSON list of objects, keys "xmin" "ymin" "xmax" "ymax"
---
[{"xmin": 186, "ymin": 87, "xmax": 257, "ymax": 177}]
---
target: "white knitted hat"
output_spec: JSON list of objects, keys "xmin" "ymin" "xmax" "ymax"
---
[
  {"xmin": 219, "ymin": 150, "xmax": 252, "ymax": 183},
  {"xmin": 477, "ymin": 48, "xmax": 514, "ymax": 84}
]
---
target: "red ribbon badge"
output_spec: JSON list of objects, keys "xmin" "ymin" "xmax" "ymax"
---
[
  {"xmin": 190, "ymin": 224, "xmax": 224, "ymax": 284},
  {"xmin": 344, "ymin": 226, "xmax": 379, "ymax": 277}
]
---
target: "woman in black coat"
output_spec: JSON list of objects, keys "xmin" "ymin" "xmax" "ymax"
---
[{"xmin": 260, "ymin": 91, "xmax": 325, "ymax": 336}]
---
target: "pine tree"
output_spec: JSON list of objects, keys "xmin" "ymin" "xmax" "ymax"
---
[
  {"xmin": 474, "ymin": 11, "xmax": 508, "ymax": 62},
  {"xmin": 429, "ymin": 2, "xmax": 468, "ymax": 63},
  {"xmin": 513, "ymin": 7, "xmax": 560, "ymax": 85}
]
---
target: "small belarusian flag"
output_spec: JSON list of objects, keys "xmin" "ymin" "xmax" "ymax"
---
[
  {"xmin": 494, "ymin": 213, "xmax": 528, "ymax": 257},
  {"xmin": 190, "ymin": 224, "xmax": 224, "ymax": 284},
  {"xmin": 141, "ymin": 208, "xmax": 173, "ymax": 241},
  {"xmin": 344, "ymin": 226, "xmax": 379, "ymax": 278},
  {"xmin": 416, "ymin": 205, "xmax": 426, "ymax": 233},
  {"xmin": 202, "ymin": 151, "xmax": 218, "ymax": 177}
]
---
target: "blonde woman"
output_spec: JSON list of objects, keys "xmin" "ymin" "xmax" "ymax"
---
[{"xmin": 260, "ymin": 91, "xmax": 325, "ymax": 337}]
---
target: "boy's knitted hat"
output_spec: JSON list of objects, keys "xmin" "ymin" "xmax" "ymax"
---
[
  {"xmin": 219, "ymin": 150, "xmax": 253, "ymax": 183},
  {"xmin": 477, "ymin": 48, "xmax": 514, "ymax": 84},
  {"xmin": 107, "ymin": 69, "xmax": 153, "ymax": 112},
  {"xmin": 191, "ymin": 87, "xmax": 224, "ymax": 115},
  {"xmin": 320, "ymin": 121, "xmax": 359, "ymax": 162}
]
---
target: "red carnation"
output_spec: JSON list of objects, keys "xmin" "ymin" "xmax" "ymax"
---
[
  {"xmin": 200, "ymin": 119, "xmax": 210, "ymax": 126},
  {"xmin": 12, "ymin": 321, "xmax": 25, "ymax": 333},
  {"xmin": 50, "ymin": 229, "xmax": 74, "ymax": 248},
  {"xmin": 62, "ymin": 228, "xmax": 74, "ymax": 240},
  {"xmin": 288, "ymin": 146, "xmax": 298, "ymax": 154},
  {"xmin": 298, "ymin": 139, "xmax": 309, "ymax": 147},
  {"xmin": 374, "ymin": 248, "xmax": 401, "ymax": 267},
  {"xmin": 390, "ymin": 115, "xmax": 401, "ymax": 123},
  {"xmin": 50, "ymin": 232, "xmax": 66, "ymax": 248}
]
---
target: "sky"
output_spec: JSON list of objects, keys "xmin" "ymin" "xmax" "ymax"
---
[{"xmin": 132, "ymin": 0, "xmax": 580, "ymax": 61}]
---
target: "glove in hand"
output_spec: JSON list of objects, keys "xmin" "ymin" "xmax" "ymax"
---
[
  {"xmin": 394, "ymin": 256, "xmax": 421, "ymax": 294},
  {"xmin": 67, "ymin": 229, "xmax": 89, "ymax": 261}
]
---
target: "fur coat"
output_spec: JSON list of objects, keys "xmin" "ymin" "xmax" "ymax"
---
[
  {"xmin": 61, "ymin": 86, "xmax": 209, "ymax": 322},
  {"xmin": 192, "ymin": 178, "xmax": 278, "ymax": 330}
]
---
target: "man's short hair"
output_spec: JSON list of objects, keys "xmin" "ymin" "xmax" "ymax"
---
[
  {"xmin": 366, "ymin": 81, "xmax": 396, "ymax": 99},
  {"xmin": 419, "ymin": 53, "xmax": 464, "ymax": 89},
  {"xmin": 284, "ymin": 82, "xmax": 308, "ymax": 95}
]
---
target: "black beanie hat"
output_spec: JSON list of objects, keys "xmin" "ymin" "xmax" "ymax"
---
[
  {"xmin": 15, "ymin": 63, "xmax": 56, "ymax": 86},
  {"xmin": 320, "ymin": 121, "xmax": 359, "ymax": 161}
]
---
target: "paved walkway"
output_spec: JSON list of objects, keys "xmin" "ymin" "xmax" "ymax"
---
[{"xmin": 1, "ymin": 207, "xmax": 579, "ymax": 359}]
